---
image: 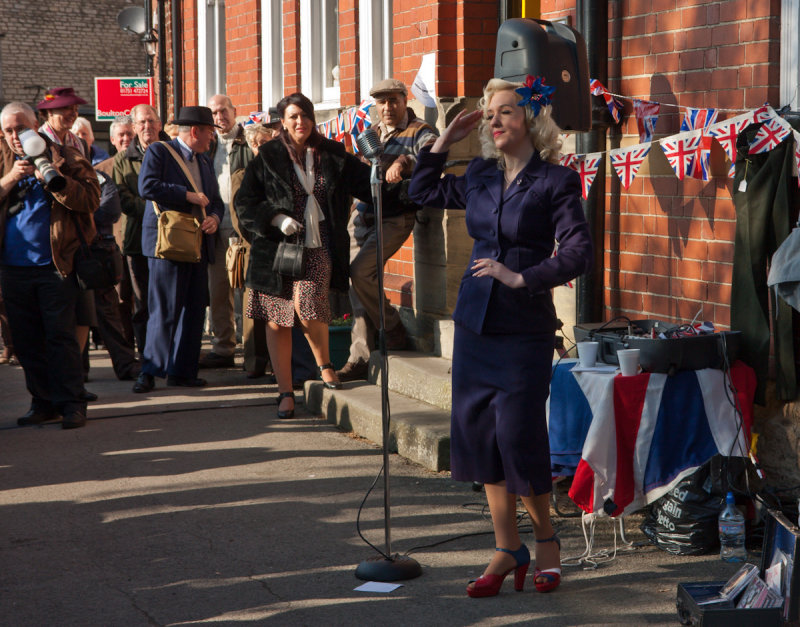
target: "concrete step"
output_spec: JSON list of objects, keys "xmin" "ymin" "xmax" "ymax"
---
[
  {"xmin": 368, "ymin": 351, "xmax": 452, "ymax": 411},
  {"xmin": 304, "ymin": 380, "xmax": 450, "ymax": 472}
]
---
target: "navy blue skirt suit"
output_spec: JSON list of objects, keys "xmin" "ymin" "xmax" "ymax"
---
[{"xmin": 409, "ymin": 147, "xmax": 592, "ymax": 496}]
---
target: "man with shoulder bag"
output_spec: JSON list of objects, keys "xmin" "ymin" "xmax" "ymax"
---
[
  {"xmin": 133, "ymin": 106, "xmax": 224, "ymax": 393},
  {"xmin": 0, "ymin": 101, "xmax": 100, "ymax": 429}
]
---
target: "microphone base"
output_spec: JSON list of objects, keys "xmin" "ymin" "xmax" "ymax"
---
[{"xmin": 355, "ymin": 554, "xmax": 422, "ymax": 582}]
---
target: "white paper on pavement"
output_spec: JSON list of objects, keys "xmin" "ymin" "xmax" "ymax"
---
[
  {"xmin": 411, "ymin": 53, "xmax": 437, "ymax": 108},
  {"xmin": 354, "ymin": 581, "xmax": 404, "ymax": 593}
]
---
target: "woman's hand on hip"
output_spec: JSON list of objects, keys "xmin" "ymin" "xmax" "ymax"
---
[{"xmin": 471, "ymin": 258, "xmax": 525, "ymax": 288}]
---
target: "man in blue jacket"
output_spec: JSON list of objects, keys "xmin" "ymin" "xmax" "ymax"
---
[{"xmin": 132, "ymin": 106, "xmax": 224, "ymax": 393}]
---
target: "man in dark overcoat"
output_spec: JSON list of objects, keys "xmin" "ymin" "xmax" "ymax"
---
[{"xmin": 132, "ymin": 106, "xmax": 224, "ymax": 393}]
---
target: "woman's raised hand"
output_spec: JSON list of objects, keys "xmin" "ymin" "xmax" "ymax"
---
[{"xmin": 430, "ymin": 109, "xmax": 484, "ymax": 154}]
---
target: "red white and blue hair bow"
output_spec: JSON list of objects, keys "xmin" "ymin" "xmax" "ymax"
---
[{"xmin": 515, "ymin": 75, "xmax": 555, "ymax": 117}]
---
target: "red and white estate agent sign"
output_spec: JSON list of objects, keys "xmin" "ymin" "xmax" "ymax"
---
[{"xmin": 95, "ymin": 77, "xmax": 154, "ymax": 121}]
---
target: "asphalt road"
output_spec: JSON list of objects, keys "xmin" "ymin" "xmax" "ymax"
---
[{"xmin": 0, "ymin": 345, "xmax": 742, "ymax": 626}]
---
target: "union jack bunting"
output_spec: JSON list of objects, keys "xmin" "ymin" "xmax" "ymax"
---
[
  {"xmin": 356, "ymin": 99, "xmax": 373, "ymax": 130},
  {"xmin": 633, "ymin": 99, "xmax": 660, "ymax": 143},
  {"xmin": 708, "ymin": 112, "xmax": 753, "ymax": 163},
  {"xmin": 558, "ymin": 153, "xmax": 580, "ymax": 168},
  {"xmin": 589, "ymin": 78, "xmax": 623, "ymax": 124},
  {"xmin": 335, "ymin": 113, "xmax": 348, "ymax": 142},
  {"xmin": 610, "ymin": 143, "xmax": 651, "ymax": 189},
  {"xmin": 572, "ymin": 152, "xmax": 603, "ymax": 199},
  {"xmin": 660, "ymin": 131, "xmax": 703, "ymax": 180},
  {"xmin": 794, "ymin": 131, "xmax": 800, "ymax": 185},
  {"xmin": 680, "ymin": 108, "xmax": 718, "ymax": 180},
  {"xmin": 350, "ymin": 107, "xmax": 362, "ymax": 152},
  {"xmin": 748, "ymin": 117, "xmax": 791, "ymax": 154},
  {"xmin": 245, "ymin": 111, "xmax": 265, "ymax": 126},
  {"xmin": 752, "ymin": 105, "xmax": 773, "ymax": 124}
]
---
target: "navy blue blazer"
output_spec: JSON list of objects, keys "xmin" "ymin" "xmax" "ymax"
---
[
  {"xmin": 138, "ymin": 139, "xmax": 225, "ymax": 263},
  {"xmin": 409, "ymin": 147, "xmax": 593, "ymax": 335}
]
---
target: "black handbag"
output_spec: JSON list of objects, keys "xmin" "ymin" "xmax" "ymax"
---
[
  {"xmin": 272, "ymin": 234, "xmax": 306, "ymax": 279},
  {"xmin": 72, "ymin": 216, "xmax": 124, "ymax": 290}
]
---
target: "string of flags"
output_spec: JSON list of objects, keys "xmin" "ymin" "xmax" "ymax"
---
[
  {"xmin": 316, "ymin": 99, "xmax": 374, "ymax": 153},
  {"xmin": 561, "ymin": 79, "xmax": 800, "ymax": 198}
]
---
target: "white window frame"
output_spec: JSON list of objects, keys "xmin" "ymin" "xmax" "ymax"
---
[
  {"xmin": 260, "ymin": 0, "xmax": 284, "ymax": 109},
  {"xmin": 197, "ymin": 0, "xmax": 227, "ymax": 105},
  {"xmin": 781, "ymin": 0, "xmax": 800, "ymax": 109},
  {"xmin": 359, "ymin": 0, "xmax": 393, "ymax": 102},
  {"xmin": 300, "ymin": 0, "xmax": 340, "ymax": 109}
]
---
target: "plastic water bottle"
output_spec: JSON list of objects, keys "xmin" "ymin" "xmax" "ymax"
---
[{"xmin": 719, "ymin": 491, "xmax": 746, "ymax": 562}]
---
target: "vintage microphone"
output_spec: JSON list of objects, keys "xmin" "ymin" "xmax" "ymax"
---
[{"xmin": 353, "ymin": 127, "xmax": 421, "ymax": 582}]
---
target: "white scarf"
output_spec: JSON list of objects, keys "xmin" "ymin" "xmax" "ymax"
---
[{"xmin": 292, "ymin": 149, "xmax": 325, "ymax": 248}]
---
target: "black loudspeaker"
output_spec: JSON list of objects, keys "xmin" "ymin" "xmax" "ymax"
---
[{"xmin": 494, "ymin": 18, "xmax": 591, "ymax": 132}]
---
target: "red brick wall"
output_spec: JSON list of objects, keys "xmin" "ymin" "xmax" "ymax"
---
[
  {"xmin": 339, "ymin": 0, "xmax": 360, "ymax": 103},
  {"xmin": 182, "ymin": 0, "xmax": 199, "ymax": 106},
  {"xmin": 540, "ymin": 0, "xmax": 781, "ymax": 329},
  {"xmin": 225, "ymin": 0, "xmax": 262, "ymax": 112}
]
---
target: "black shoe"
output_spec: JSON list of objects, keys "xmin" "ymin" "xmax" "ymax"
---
[
  {"xmin": 198, "ymin": 352, "xmax": 235, "ymax": 369},
  {"xmin": 17, "ymin": 409, "xmax": 58, "ymax": 426},
  {"xmin": 80, "ymin": 389, "xmax": 98, "ymax": 402},
  {"xmin": 132, "ymin": 373, "xmax": 155, "ymax": 393},
  {"xmin": 336, "ymin": 360, "xmax": 368, "ymax": 382},
  {"xmin": 167, "ymin": 375, "xmax": 207, "ymax": 387},
  {"xmin": 317, "ymin": 363, "xmax": 342, "ymax": 389},
  {"xmin": 62, "ymin": 411, "xmax": 86, "ymax": 429},
  {"xmin": 276, "ymin": 391, "xmax": 295, "ymax": 419}
]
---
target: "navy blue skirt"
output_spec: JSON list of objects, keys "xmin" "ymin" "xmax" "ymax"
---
[{"xmin": 450, "ymin": 324, "xmax": 554, "ymax": 496}]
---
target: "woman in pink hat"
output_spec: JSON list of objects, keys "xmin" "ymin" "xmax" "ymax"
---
[{"xmin": 37, "ymin": 87, "xmax": 88, "ymax": 158}]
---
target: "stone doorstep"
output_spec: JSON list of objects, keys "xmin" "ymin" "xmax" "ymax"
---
[
  {"xmin": 367, "ymin": 351, "xmax": 453, "ymax": 410},
  {"xmin": 303, "ymin": 380, "xmax": 451, "ymax": 472}
]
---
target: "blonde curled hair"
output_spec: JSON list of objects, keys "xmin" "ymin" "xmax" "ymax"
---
[{"xmin": 477, "ymin": 78, "xmax": 563, "ymax": 166}]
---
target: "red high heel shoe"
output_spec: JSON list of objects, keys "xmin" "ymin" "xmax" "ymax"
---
[
  {"xmin": 533, "ymin": 533, "xmax": 561, "ymax": 593},
  {"xmin": 467, "ymin": 544, "xmax": 530, "ymax": 598}
]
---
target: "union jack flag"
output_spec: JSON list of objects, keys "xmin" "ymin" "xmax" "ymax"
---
[
  {"xmin": 558, "ymin": 153, "xmax": 580, "ymax": 168},
  {"xmin": 245, "ymin": 111, "xmax": 265, "ymax": 126},
  {"xmin": 748, "ymin": 117, "xmax": 791, "ymax": 154},
  {"xmin": 681, "ymin": 108, "xmax": 718, "ymax": 180},
  {"xmin": 350, "ymin": 107, "xmax": 362, "ymax": 152},
  {"xmin": 589, "ymin": 78, "xmax": 623, "ymax": 124},
  {"xmin": 610, "ymin": 144, "xmax": 651, "ymax": 189},
  {"xmin": 356, "ymin": 99, "xmax": 373, "ymax": 130},
  {"xmin": 794, "ymin": 130, "xmax": 800, "ymax": 187},
  {"xmin": 633, "ymin": 99, "xmax": 660, "ymax": 143},
  {"xmin": 660, "ymin": 131, "xmax": 702, "ymax": 180},
  {"xmin": 571, "ymin": 152, "xmax": 603, "ymax": 199},
  {"xmin": 752, "ymin": 105, "xmax": 773, "ymax": 124},
  {"xmin": 335, "ymin": 113, "xmax": 348, "ymax": 142},
  {"xmin": 708, "ymin": 113, "xmax": 752, "ymax": 163}
]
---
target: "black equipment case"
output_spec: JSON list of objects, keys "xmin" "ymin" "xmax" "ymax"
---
[
  {"xmin": 573, "ymin": 319, "xmax": 741, "ymax": 374},
  {"xmin": 676, "ymin": 508, "xmax": 800, "ymax": 625}
]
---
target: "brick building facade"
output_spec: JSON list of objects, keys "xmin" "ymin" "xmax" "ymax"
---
[{"xmin": 0, "ymin": 0, "xmax": 146, "ymax": 115}]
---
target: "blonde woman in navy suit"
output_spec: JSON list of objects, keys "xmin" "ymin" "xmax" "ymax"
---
[{"xmin": 409, "ymin": 77, "xmax": 593, "ymax": 598}]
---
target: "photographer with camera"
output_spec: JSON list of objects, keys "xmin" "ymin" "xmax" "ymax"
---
[{"xmin": 0, "ymin": 101, "xmax": 100, "ymax": 429}]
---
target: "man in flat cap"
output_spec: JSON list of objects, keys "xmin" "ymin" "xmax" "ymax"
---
[
  {"xmin": 133, "ymin": 106, "xmax": 224, "ymax": 393},
  {"xmin": 337, "ymin": 78, "xmax": 437, "ymax": 382}
]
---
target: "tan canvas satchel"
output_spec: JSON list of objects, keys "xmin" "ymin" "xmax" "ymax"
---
[{"xmin": 153, "ymin": 142, "xmax": 207, "ymax": 263}]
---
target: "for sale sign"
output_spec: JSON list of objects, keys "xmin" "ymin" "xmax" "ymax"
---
[{"xmin": 95, "ymin": 77, "xmax": 154, "ymax": 121}]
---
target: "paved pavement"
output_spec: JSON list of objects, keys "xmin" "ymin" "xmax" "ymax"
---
[{"xmin": 0, "ymin": 344, "xmax": 744, "ymax": 626}]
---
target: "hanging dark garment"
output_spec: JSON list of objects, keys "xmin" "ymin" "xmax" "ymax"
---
[{"xmin": 731, "ymin": 121, "xmax": 799, "ymax": 404}]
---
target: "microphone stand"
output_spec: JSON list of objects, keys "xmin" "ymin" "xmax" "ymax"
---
[{"xmin": 354, "ymin": 148, "xmax": 422, "ymax": 582}]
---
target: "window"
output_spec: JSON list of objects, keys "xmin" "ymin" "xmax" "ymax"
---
[
  {"xmin": 359, "ymin": 0, "xmax": 392, "ymax": 101},
  {"xmin": 261, "ymin": 0, "xmax": 283, "ymax": 110},
  {"xmin": 198, "ymin": 0, "xmax": 226, "ymax": 104},
  {"xmin": 300, "ymin": 0, "xmax": 340, "ymax": 107},
  {"xmin": 781, "ymin": 0, "xmax": 800, "ymax": 108}
]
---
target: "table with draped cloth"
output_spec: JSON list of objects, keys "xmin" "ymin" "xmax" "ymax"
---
[{"xmin": 547, "ymin": 359, "xmax": 756, "ymax": 517}]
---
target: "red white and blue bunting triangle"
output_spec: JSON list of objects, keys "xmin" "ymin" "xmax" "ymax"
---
[
  {"xmin": 564, "ymin": 153, "xmax": 603, "ymax": 199},
  {"xmin": 610, "ymin": 143, "xmax": 651, "ymax": 189},
  {"xmin": 660, "ymin": 131, "xmax": 703, "ymax": 180}
]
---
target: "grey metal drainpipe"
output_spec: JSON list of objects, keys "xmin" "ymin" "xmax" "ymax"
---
[{"xmin": 576, "ymin": 1, "xmax": 609, "ymax": 324}]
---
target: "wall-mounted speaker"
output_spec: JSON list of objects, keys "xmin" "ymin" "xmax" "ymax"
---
[{"xmin": 494, "ymin": 18, "xmax": 591, "ymax": 132}]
